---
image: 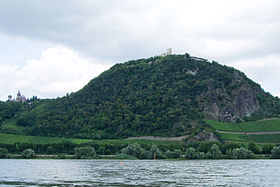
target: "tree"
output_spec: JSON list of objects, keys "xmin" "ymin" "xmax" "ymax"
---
[
  {"xmin": 197, "ymin": 152, "xmax": 205, "ymax": 159},
  {"xmin": 115, "ymin": 153, "xmax": 137, "ymax": 159},
  {"xmin": 262, "ymin": 144, "xmax": 273, "ymax": 154},
  {"xmin": 225, "ymin": 148, "xmax": 232, "ymax": 159},
  {"xmin": 121, "ymin": 143, "xmax": 146, "ymax": 159},
  {"xmin": 165, "ymin": 150, "xmax": 171, "ymax": 158},
  {"xmin": 271, "ymin": 146, "xmax": 280, "ymax": 159},
  {"xmin": 148, "ymin": 145, "xmax": 164, "ymax": 159},
  {"xmin": 206, "ymin": 144, "xmax": 222, "ymax": 159},
  {"xmin": 185, "ymin": 147, "xmax": 197, "ymax": 159},
  {"xmin": 198, "ymin": 142, "xmax": 211, "ymax": 153},
  {"xmin": 170, "ymin": 149, "xmax": 182, "ymax": 158},
  {"xmin": 21, "ymin": 148, "xmax": 35, "ymax": 159},
  {"xmin": 221, "ymin": 142, "xmax": 241, "ymax": 154},
  {"xmin": 74, "ymin": 146, "xmax": 97, "ymax": 159},
  {"xmin": 47, "ymin": 146, "xmax": 54, "ymax": 154},
  {"xmin": 231, "ymin": 147, "xmax": 255, "ymax": 159},
  {"xmin": 17, "ymin": 113, "xmax": 32, "ymax": 126},
  {"xmin": 248, "ymin": 142, "xmax": 260, "ymax": 154},
  {"xmin": 103, "ymin": 143, "xmax": 117, "ymax": 155},
  {"xmin": 98, "ymin": 147, "xmax": 105, "ymax": 155},
  {"xmin": 0, "ymin": 148, "xmax": 8, "ymax": 158}
]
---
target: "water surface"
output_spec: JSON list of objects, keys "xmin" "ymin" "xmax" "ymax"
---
[{"xmin": 0, "ymin": 159, "xmax": 279, "ymax": 186}]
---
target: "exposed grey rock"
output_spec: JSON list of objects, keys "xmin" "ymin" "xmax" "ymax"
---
[
  {"xmin": 187, "ymin": 131, "xmax": 219, "ymax": 143},
  {"xmin": 198, "ymin": 71, "xmax": 260, "ymax": 122}
]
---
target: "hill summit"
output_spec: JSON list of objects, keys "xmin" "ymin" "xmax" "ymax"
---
[{"xmin": 13, "ymin": 53, "xmax": 280, "ymax": 139}]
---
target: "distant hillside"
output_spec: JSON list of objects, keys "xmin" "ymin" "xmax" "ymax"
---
[{"xmin": 3, "ymin": 53, "xmax": 280, "ymax": 139}]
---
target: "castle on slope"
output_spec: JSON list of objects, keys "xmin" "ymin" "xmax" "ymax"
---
[{"xmin": 8, "ymin": 91, "xmax": 26, "ymax": 103}]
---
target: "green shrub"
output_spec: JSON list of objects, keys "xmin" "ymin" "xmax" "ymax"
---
[
  {"xmin": 121, "ymin": 143, "xmax": 146, "ymax": 159},
  {"xmin": 271, "ymin": 146, "xmax": 280, "ymax": 159},
  {"xmin": 205, "ymin": 144, "xmax": 222, "ymax": 159},
  {"xmin": 231, "ymin": 147, "xmax": 255, "ymax": 159},
  {"xmin": 115, "ymin": 153, "xmax": 137, "ymax": 159},
  {"xmin": 196, "ymin": 152, "xmax": 205, "ymax": 159},
  {"xmin": 225, "ymin": 148, "xmax": 232, "ymax": 159},
  {"xmin": 221, "ymin": 142, "xmax": 242, "ymax": 154},
  {"xmin": 262, "ymin": 144, "xmax": 274, "ymax": 154},
  {"xmin": 248, "ymin": 142, "xmax": 260, "ymax": 154},
  {"xmin": 47, "ymin": 146, "xmax": 54, "ymax": 154},
  {"xmin": 165, "ymin": 150, "xmax": 171, "ymax": 158},
  {"xmin": 74, "ymin": 146, "xmax": 97, "ymax": 159},
  {"xmin": 0, "ymin": 148, "xmax": 8, "ymax": 158},
  {"xmin": 21, "ymin": 148, "xmax": 35, "ymax": 159},
  {"xmin": 185, "ymin": 147, "xmax": 197, "ymax": 159},
  {"xmin": 170, "ymin": 149, "xmax": 182, "ymax": 158},
  {"xmin": 148, "ymin": 145, "xmax": 164, "ymax": 159},
  {"xmin": 198, "ymin": 142, "xmax": 211, "ymax": 153}
]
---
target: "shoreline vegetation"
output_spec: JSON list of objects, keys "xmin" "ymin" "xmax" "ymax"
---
[
  {"xmin": 0, "ymin": 153, "xmax": 277, "ymax": 160},
  {"xmin": 1, "ymin": 118, "xmax": 280, "ymax": 160},
  {"xmin": 1, "ymin": 139, "xmax": 280, "ymax": 160}
]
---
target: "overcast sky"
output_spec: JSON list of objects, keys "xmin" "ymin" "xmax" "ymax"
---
[{"xmin": 0, "ymin": 0, "xmax": 280, "ymax": 101}]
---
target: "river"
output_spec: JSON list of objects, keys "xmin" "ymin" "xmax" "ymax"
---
[{"xmin": 0, "ymin": 159, "xmax": 279, "ymax": 186}]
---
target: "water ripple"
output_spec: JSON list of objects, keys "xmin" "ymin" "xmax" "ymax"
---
[{"xmin": 0, "ymin": 159, "xmax": 279, "ymax": 186}]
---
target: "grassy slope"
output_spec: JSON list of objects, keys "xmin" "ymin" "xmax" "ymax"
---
[
  {"xmin": 0, "ymin": 133, "xmax": 91, "ymax": 144},
  {"xmin": 0, "ymin": 133, "xmax": 183, "ymax": 147},
  {"xmin": 205, "ymin": 120, "xmax": 243, "ymax": 132},
  {"xmin": 217, "ymin": 133, "xmax": 249, "ymax": 142},
  {"xmin": 2, "ymin": 119, "xmax": 280, "ymax": 144},
  {"xmin": 0, "ymin": 119, "xmax": 24, "ymax": 134},
  {"xmin": 240, "ymin": 119, "xmax": 280, "ymax": 132},
  {"xmin": 217, "ymin": 132, "xmax": 280, "ymax": 144},
  {"xmin": 249, "ymin": 134, "xmax": 280, "ymax": 144},
  {"xmin": 206, "ymin": 119, "xmax": 280, "ymax": 132},
  {"xmin": 206, "ymin": 119, "xmax": 280, "ymax": 143}
]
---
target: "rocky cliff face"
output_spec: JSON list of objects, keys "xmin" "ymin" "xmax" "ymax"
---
[{"xmin": 199, "ymin": 71, "xmax": 260, "ymax": 122}]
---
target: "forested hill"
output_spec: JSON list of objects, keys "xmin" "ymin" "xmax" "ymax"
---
[{"xmin": 6, "ymin": 53, "xmax": 280, "ymax": 139}]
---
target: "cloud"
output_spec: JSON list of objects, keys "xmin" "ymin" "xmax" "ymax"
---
[
  {"xmin": 1, "ymin": 0, "xmax": 279, "ymax": 61},
  {"xmin": 0, "ymin": 46, "xmax": 111, "ymax": 101},
  {"xmin": 0, "ymin": 0, "xmax": 280, "ymax": 98},
  {"xmin": 228, "ymin": 55, "xmax": 280, "ymax": 97}
]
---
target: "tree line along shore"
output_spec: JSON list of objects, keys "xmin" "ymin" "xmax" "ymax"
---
[{"xmin": 1, "ymin": 140, "xmax": 280, "ymax": 160}]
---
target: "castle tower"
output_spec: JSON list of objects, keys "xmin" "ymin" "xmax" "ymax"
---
[
  {"xmin": 161, "ymin": 48, "xmax": 172, "ymax": 57},
  {"xmin": 16, "ymin": 91, "xmax": 21, "ymax": 102},
  {"xmin": 21, "ymin": 95, "xmax": 26, "ymax": 103},
  {"xmin": 166, "ymin": 48, "xmax": 172, "ymax": 55}
]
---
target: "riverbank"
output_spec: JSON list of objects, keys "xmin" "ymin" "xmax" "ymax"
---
[
  {"xmin": 0, "ymin": 153, "xmax": 273, "ymax": 160},
  {"xmin": 1, "ymin": 134, "xmax": 280, "ymax": 160}
]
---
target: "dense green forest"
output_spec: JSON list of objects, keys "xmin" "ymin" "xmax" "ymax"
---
[
  {"xmin": 0, "ymin": 101, "xmax": 22, "ymax": 123},
  {"xmin": 1, "ymin": 54, "xmax": 280, "ymax": 139}
]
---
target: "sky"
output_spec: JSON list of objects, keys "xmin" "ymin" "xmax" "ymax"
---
[{"xmin": 0, "ymin": 0, "xmax": 280, "ymax": 101}]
